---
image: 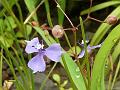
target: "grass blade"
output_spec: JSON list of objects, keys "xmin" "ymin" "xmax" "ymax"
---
[
  {"xmin": 91, "ymin": 24, "xmax": 120, "ymax": 90},
  {"xmin": 24, "ymin": 0, "xmax": 38, "ymax": 21},
  {"xmin": 57, "ymin": 0, "xmax": 66, "ymax": 25},
  {"xmin": 80, "ymin": 1, "xmax": 120, "ymax": 15}
]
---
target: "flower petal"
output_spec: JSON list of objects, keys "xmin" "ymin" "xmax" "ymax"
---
[
  {"xmin": 78, "ymin": 50, "xmax": 85, "ymax": 58},
  {"xmin": 25, "ymin": 37, "xmax": 39, "ymax": 53},
  {"xmin": 45, "ymin": 44, "xmax": 63, "ymax": 62},
  {"xmin": 28, "ymin": 53, "xmax": 46, "ymax": 73},
  {"xmin": 87, "ymin": 44, "xmax": 101, "ymax": 52}
]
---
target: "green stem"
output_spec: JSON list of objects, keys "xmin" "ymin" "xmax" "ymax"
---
[
  {"xmin": 56, "ymin": 1, "xmax": 74, "ymax": 28},
  {"xmin": 74, "ymin": 31, "xmax": 77, "ymax": 59},
  {"xmin": 64, "ymin": 32, "xmax": 72, "ymax": 48},
  {"xmin": 4, "ymin": 13, "xmax": 32, "ymax": 89},
  {"xmin": 15, "ymin": 2, "xmax": 27, "ymax": 39},
  {"xmin": 111, "ymin": 58, "xmax": 120, "ymax": 89},
  {"xmin": 44, "ymin": 0, "xmax": 53, "ymax": 27},
  {"xmin": 24, "ymin": 0, "xmax": 45, "ymax": 24},
  {"xmin": 0, "ymin": 52, "xmax": 24, "ymax": 90},
  {"xmin": 80, "ymin": 17, "xmax": 91, "ymax": 90},
  {"xmin": 61, "ymin": 56, "xmax": 77, "ymax": 89},
  {"xmin": 0, "ymin": 49, "xmax": 3, "ymax": 89},
  {"xmin": 39, "ymin": 62, "xmax": 57, "ymax": 90},
  {"xmin": 76, "ymin": 60, "xmax": 88, "ymax": 88},
  {"xmin": 107, "ymin": 55, "xmax": 113, "ymax": 90}
]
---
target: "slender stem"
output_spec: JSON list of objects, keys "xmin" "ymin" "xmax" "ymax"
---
[
  {"xmin": 64, "ymin": 32, "xmax": 72, "ymax": 48},
  {"xmin": 11, "ymin": 46, "xmax": 23, "ymax": 66},
  {"xmin": 0, "ymin": 52, "xmax": 24, "ymax": 89},
  {"xmin": 108, "ymin": 55, "xmax": 113, "ymax": 90},
  {"xmin": 44, "ymin": 0, "xmax": 53, "ymax": 27},
  {"xmin": 24, "ymin": 0, "xmax": 45, "ymax": 24},
  {"xmin": 55, "ymin": 0, "xmax": 74, "ymax": 28},
  {"xmin": 39, "ymin": 62, "xmax": 57, "ymax": 90},
  {"xmin": 76, "ymin": 60, "xmax": 88, "ymax": 88},
  {"xmin": 88, "ymin": 16, "xmax": 105, "ymax": 23},
  {"xmin": 0, "ymin": 49, "xmax": 3, "ymax": 89},
  {"xmin": 44, "ymin": 0, "xmax": 61, "ymax": 43},
  {"xmin": 111, "ymin": 57, "xmax": 120, "ymax": 89},
  {"xmin": 55, "ymin": 0, "xmax": 77, "ymax": 57},
  {"xmin": 77, "ymin": 0, "xmax": 105, "ymax": 28},
  {"xmin": 80, "ymin": 17, "xmax": 91, "ymax": 89},
  {"xmin": 15, "ymin": 2, "xmax": 23, "ymax": 23},
  {"xmin": 88, "ymin": 0, "xmax": 93, "ymax": 17}
]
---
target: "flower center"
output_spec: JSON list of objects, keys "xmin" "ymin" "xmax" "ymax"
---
[{"xmin": 34, "ymin": 43, "xmax": 44, "ymax": 49}]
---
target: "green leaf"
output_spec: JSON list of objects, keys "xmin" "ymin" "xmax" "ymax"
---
[
  {"xmin": 4, "ymin": 16, "xmax": 16, "ymax": 31},
  {"xmin": 0, "ymin": 0, "xmax": 17, "ymax": 17},
  {"xmin": 111, "ymin": 41, "xmax": 120, "ymax": 63},
  {"xmin": 0, "ymin": 32, "xmax": 14, "ymax": 48},
  {"xmin": 105, "ymin": 40, "xmax": 120, "ymax": 76},
  {"xmin": 44, "ymin": 0, "xmax": 53, "ymax": 27},
  {"xmin": 57, "ymin": 0, "xmax": 66, "ymax": 25},
  {"xmin": 80, "ymin": 1, "xmax": 120, "ymax": 15},
  {"xmin": 61, "ymin": 80, "xmax": 68, "ymax": 87},
  {"xmin": 16, "ymin": 31, "xmax": 24, "ymax": 38},
  {"xmin": 91, "ymin": 24, "xmax": 120, "ymax": 90},
  {"xmin": 26, "ymin": 25, "xmax": 32, "ymax": 36},
  {"xmin": 52, "ymin": 74, "xmax": 61, "ymax": 84},
  {"xmin": 0, "ymin": 19, "xmax": 4, "ymax": 33},
  {"xmin": 62, "ymin": 53, "xmax": 86, "ymax": 90}
]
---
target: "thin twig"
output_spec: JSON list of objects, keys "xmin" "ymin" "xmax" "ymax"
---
[
  {"xmin": 54, "ymin": 0, "xmax": 75, "ymax": 28},
  {"xmin": 77, "ymin": 0, "xmax": 105, "ymax": 28},
  {"xmin": 39, "ymin": 63, "xmax": 57, "ymax": 90},
  {"xmin": 24, "ymin": 0, "xmax": 45, "ymax": 24}
]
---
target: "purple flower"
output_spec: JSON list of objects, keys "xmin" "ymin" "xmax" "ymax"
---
[
  {"xmin": 78, "ymin": 40, "xmax": 102, "ymax": 58},
  {"xmin": 25, "ymin": 37, "xmax": 63, "ymax": 73}
]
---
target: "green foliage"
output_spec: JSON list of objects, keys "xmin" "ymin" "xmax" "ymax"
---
[
  {"xmin": 44, "ymin": 0, "xmax": 53, "ymax": 27},
  {"xmin": 57, "ymin": 0, "xmax": 66, "ymax": 25},
  {"xmin": 52, "ymin": 73, "xmax": 73, "ymax": 90},
  {"xmin": 1, "ymin": 0, "xmax": 120, "ymax": 90},
  {"xmin": 53, "ymin": 74, "xmax": 61, "ymax": 84},
  {"xmin": 0, "ymin": 16, "xmax": 16, "ymax": 48},
  {"xmin": 80, "ymin": 1, "xmax": 120, "ymax": 15},
  {"xmin": 62, "ymin": 53, "xmax": 86, "ymax": 90},
  {"xmin": 24, "ymin": 0, "xmax": 38, "ymax": 21},
  {"xmin": 91, "ymin": 24, "xmax": 120, "ymax": 90},
  {"xmin": 90, "ymin": 5, "xmax": 120, "ymax": 46}
]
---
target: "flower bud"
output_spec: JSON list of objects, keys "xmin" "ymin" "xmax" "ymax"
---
[
  {"xmin": 52, "ymin": 25, "xmax": 64, "ymax": 38},
  {"xmin": 31, "ymin": 21, "xmax": 38, "ymax": 26},
  {"xmin": 106, "ymin": 16, "xmax": 118, "ymax": 25},
  {"xmin": 44, "ymin": 30, "xmax": 49, "ymax": 36}
]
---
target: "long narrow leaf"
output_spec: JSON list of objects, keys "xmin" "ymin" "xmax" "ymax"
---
[
  {"xmin": 80, "ymin": 1, "xmax": 120, "ymax": 15},
  {"xmin": 63, "ymin": 53, "xmax": 86, "ymax": 90},
  {"xmin": 105, "ymin": 40, "xmax": 120, "ymax": 76},
  {"xmin": 91, "ymin": 24, "xmax": 120, "ymax": 90},
  {"xmin": 57, "ymin": 0, "xmax": 66, "ymax": 25},
  {"xmin": 24, "ymin": 0, "xmax": 38, "ymax": 21}
]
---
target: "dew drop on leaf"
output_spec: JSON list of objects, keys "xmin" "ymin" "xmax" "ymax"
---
[
  {"xmin": 76, "ymin": 67, "xmax": 80, "ymax": 72},
  {"xmin": 76, "ymin": 75, "xmax": 80, "ymax": 78}
]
